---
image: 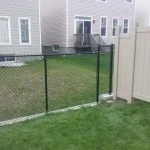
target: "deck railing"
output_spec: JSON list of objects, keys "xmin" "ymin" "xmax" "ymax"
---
[
  {"xmin": 74, "ymin": 34, "xmax": 106, "ymax": 53},
  {"xmin": 74, "ymin": 34, "xmax": 106, "ymax": 46},
  {"xmin": 74, "ymin": 34, "xmax": 91, "ymax": 47}
]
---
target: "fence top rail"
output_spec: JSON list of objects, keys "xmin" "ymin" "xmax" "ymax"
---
[
  {"xmin": 0, "ymin": 52, "xmax": 98, "ymax": 58},
  {"xmin": 119, "ymin": 34, "xmax": 132, "ymax": 39},
  {"xmin": 0, "ymin": 45, "xmax": 113, "ymax": 58},
  {"xmin": 137, "ymin": 27, "xmax": 150, "ymax": 33},
  {"xmin": 99, "ymin": 44, "xmax": 113, "ymax": 48}
]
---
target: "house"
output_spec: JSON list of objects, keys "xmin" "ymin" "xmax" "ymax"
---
[
  {"xmin": 0, "ymin": 0, "xmax": 41, "ymax": 63},
  {"xmin": 41, "ymin": 0, "xmax": 135, "ymax": 54},
  {"xmin": 0, "ymin": 0, "xmax": 135, "ymax": 63},
  {"xmin": 135, "ymin": 0, "xmax": 150, "ymax": 27}
]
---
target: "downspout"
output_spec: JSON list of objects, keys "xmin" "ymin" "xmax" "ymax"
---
[
  {"xmin": 66, "ymin": 0, "xmax": 69, "ymax": 49},
  {"xmin": 39, "ymin": 0, "xmax": 42, "ymax": 55}
]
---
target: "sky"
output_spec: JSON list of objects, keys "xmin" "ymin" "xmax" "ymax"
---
[
  {"xmin": 136, "ymin": 0, "xmax": 150, "ymax": 12},
  {"xmin": 135, "ymin": 0, "xmax": 150, "ymax": 26}
]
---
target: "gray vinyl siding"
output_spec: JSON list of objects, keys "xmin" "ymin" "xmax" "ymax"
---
[
  {"xmin": 40, "ymin": 0, "xmax": 67, "ymax": 47},
  {"xmin": 68, "ymin": 0, "xmax": 135, "ymax": 46},
  {"xmin": 0, "ymin": 0, "xmax": 41, "ymax": 55},
  {"xmin": 40, "ymin": 0, "xmax": 135, "ymax": 49}
]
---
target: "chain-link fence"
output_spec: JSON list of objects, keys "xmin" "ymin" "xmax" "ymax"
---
[{"xmin": 0, "ymin": 45, "xmax": 113, "ymax": 122}]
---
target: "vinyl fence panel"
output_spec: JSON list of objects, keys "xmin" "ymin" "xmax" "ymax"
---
[{"xmin": 114, "ymin": 26, "xmax": 150, "ymax": 103}]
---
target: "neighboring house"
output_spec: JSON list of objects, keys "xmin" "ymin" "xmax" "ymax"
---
[
  {"xmin": 135, "ymin": 0, "xmax": 150, "ymax": 27},
  {"xmin": 0, "ymin": 0, "xmax": 41, "ymax": 63},
  {"xmin": 0, "ymin": 0, "xmax": 136, "ymax": 63},
  {"xmin": 41, "ymin": 0, "xmax": 135, "ymax": 53}
]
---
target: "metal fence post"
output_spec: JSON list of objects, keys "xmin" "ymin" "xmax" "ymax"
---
[
  {"xmin": 109, "ymin": 44, "xmax": 114, "ymax": 95},
  {"xmin": 44, "ymin": 55, "xmax": 48, "ymax": 112},
  {"xmin": 96, "ymin": 45, "xmax": 100, "ymax": 103}
]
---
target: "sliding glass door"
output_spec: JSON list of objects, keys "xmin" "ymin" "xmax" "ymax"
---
[
  {"xmin": 76, "ymin": 20, "xmax": 91, "ymax": 34},
  {"xmin": 75, "ymin": 16, "xmax": 92, "ymax": 46}
]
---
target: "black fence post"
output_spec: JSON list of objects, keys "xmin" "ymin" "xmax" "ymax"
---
[
  {"xmin": 109, "ymin": 44, "xmax": 114, "ymax": 95},
  {"xmin": 96, "ymin": 45, "xmax": 100, "ymax": 104},
  {"xmin": 44, "ymin": 55, "xmax": 48, "ymax": 112}
]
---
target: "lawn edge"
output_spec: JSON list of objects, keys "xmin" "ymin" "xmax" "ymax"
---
[{"xmin": 0, "ymin": 102, "xmax": 98, "ymax": 126}]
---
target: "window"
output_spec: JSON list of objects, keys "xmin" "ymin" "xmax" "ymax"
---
[
  {"xmin": 0, "ymin": 16, "xmax": 11, "ymax": 45},
  {"xmin": 123, "ymin": 19, "xmax": 129, "ymax": 33},
  {"xmin": 19, "ymin": 18, "xmax": 31, "ymax": 45},
  {"xmin": 126, "ymin": 0, "xmax": 132, "ymax": 2},
  {"xmin": 75, "ymin": 16, "xmax": 92, "ymax": 34},
  {"xmin": 112, "ymin": 18, "xmax": 118, "ymax": 36},
  {"xmin": 0, "ymin": 56, "xmax": 15, "ymax": 62},
  {"xmin": 100, "ymin": 17, "xmax": 107, "ymax": 37}
]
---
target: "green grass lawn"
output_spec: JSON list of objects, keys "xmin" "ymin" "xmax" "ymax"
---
[
  {"xmin": 0, "ymin": 54, "xmax": 110, "ymax": 121},
  {"xmin": 0, "ymin": 100, "xmax": 150, "ymax": 150}
]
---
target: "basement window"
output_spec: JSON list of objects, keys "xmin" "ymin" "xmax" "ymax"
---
[{"xmin": 0, "ymin": 56, "xmax": 15, "ymax": 62}]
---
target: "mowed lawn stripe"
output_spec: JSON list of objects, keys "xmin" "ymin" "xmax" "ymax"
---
[{"xmin": 0, "ymin": 100, "xmax": 149, "ymax": 150}]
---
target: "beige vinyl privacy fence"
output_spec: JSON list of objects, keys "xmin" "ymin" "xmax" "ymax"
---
[{"xmin": 113, "ymin": 26, "xmax": 150, "ymax": 103}]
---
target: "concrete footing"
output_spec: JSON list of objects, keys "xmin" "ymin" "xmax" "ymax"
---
[{"xmin": 99, "ymin": 93, "xmax": 113, "ymax": 101}]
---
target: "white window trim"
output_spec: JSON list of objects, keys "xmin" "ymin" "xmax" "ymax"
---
[
  {"xmin": 18, "ymin": 17, "xmax": 32, "ymax": 45},
  {"xmin": 74, "ymin": 15, "xmax": 93, "ymax": 34},
  {"xmin": 0, "ymin": 16, "xmax": 11, "ymax": 45},
  {"xmin": 123, "ymin": 18, "xmax": 129, "ymax": 34},
  {"xmin": 100, "ymin": 16, "xmax": 108, "ymax": 37},
  {"xmin": 96, "ymin": 0, "xmax": 108, "ymax": 3},
  {"xmin": 112, "ymin": 17, "xmax": 119, "ymax": 37}
]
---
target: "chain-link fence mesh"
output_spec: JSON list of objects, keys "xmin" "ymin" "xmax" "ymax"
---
[
  {"xmin": 0, "ymin": 56, "xmax": 45, "ymax": 121},
  {"xmin": 100, "ymin": 46, "xmax": 113, "ymax": 94},
  {"xmin": 0, "ymin": 46, "xmax": 113, "ymax": 122},
  {"xmin": 47, "ymin": 54, "xmax": 97, "ymax": 110}
]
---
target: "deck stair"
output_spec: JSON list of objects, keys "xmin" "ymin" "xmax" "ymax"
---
[{"xmin": 74, "ymin": 34, "xmax": 106, "ymax": 53}]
